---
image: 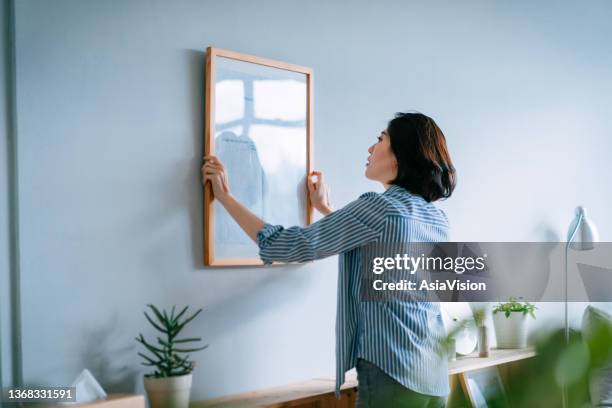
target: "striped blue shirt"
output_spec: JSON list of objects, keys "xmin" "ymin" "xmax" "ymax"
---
[{"xmin": 256, "ymin": 184, "xmax": 450, "ymax": 398}]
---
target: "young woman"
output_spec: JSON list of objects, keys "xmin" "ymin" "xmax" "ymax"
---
[{"xmin": 202, "ymin": 112, "xmax": 456, "ymax": 408}]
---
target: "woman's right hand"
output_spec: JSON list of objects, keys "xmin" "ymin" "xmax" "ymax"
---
[
  {"xmin": 307, "ymin": 171, "xmax": 333, "ymax": 215},
  {"xmin": 202, "ymin": 155, "xmax": 231, "ymax": 203}
]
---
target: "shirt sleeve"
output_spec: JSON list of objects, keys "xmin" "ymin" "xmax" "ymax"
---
[{"xmin": 256, "ymin": 192, "xmax": 387, "ymax": 265}]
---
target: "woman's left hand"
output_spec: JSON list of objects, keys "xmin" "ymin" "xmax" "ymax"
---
[
  {"xmin": 202, "ymin": 155, "xmax": 231, "ymax": 203},
  {"xmin": 308, "ymin": 171, "xmax": 333, "ymax": 215}
]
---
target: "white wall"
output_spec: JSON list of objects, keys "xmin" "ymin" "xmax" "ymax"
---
[{"xmin": 12, "ymin": 0, "xmax": 612, "ymax": 400}]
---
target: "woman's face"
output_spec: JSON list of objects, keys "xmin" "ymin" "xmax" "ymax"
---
[{"xmin": 365, "ymin": 129, "xmax": 398, "ymax": 185}]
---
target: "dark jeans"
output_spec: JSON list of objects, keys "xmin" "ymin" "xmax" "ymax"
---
[{"xmin": 355, "ymin": 358, "xmax": 447, "ymax": 408}]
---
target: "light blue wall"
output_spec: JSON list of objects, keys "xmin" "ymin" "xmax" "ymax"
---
[
  {"xmin": 1, "ymin": 0, "xmax": 17, "ymax": 390},
  {"xmin": 12, "ymin": 0, "xmax": 612, "ymax": 400},
  {"xmin": 0, "ymin": 0, "xmax": 9, "ymax": 389}
]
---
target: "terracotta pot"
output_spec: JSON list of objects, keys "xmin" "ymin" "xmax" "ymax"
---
[{"xmin": 144, "ymin": 373, "xmax": 192, "ymax": 408}]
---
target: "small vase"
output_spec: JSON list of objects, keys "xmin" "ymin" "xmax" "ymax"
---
[
  {"xmin": 144, "ymin": 373, "xmax": 192, "ymax": 408},
  {"xmin": 448, "ymin": 338, "xmax": 457, "ymax": 361},
  {"xmin": 493, "ymin": 312, "xmax": 529, "ymax": 349},
  {"xmin": 478, "ymin": 325, "xmax": 490, "ymax": 357}
]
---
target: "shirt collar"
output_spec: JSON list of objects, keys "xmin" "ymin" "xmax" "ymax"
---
[
  {"xmin": 383, "ymin": 184, "xmax": 428, "ymax": 203},
  {"xmin": 383, "ymin": 184, "xmax": 406, "ymax": 196}
]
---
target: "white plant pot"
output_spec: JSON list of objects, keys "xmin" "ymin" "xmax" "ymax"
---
[
  {"xmin": 144, "ymin": 373, "xmax": 192, "ymax": 408},
  {"xmin": 493, "ymin": 312, "xmax": 529, "ymax": 349}
]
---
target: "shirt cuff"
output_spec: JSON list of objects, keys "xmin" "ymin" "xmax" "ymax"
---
[{"xmin": 256, "ymin": 223, "xmax": 284, "ymax": 265}]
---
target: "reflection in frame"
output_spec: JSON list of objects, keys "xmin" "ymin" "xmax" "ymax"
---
[
  {"xmin": 204, "ymin": 47, "xmax": 313, "ymax": 266},
  {"xmin": 459, "ymin": 366, "xmax": 510, "ymax": 408}
]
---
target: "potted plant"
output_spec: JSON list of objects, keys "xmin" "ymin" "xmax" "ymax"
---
[
  {"xmin": 136, "ymin": 304, "xmax": 208, "ymax": 408},
  {"xmin": 492, "ymin": 297, "xmax": 536, "ymax": 349}
]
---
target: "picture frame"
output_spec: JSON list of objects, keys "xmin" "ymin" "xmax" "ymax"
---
[
  {"xmin": 203, "ymin": 47, "xmax": 313, "ymax": 266},
  {"xmin": 459, "ymin": 366, "xmax": 510, "ymax": 407}
]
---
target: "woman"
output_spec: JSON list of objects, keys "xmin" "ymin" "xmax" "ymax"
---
[{"xmin": 202, "ymin": 112, "xmax": 456, "ymax": 408}]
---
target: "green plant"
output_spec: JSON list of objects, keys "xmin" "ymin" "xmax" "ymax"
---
[
  {"xmin": 437, "ymin": 316, "xmax": 612, "ymax": 407},
  {"xmin": 472, "ymin": 306, "xmax": 486, "ymax": 327},
  {"xmin": 136, "ymin": 304, "xmax": 208, "ymax": 378},
  {"xmin": 493, "ymin": 297, "xmax": 536, "ymax": 318}
]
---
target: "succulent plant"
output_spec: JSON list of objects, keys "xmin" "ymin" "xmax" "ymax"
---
[{"xmin": 136, "ymin": 304, "xmax": 208, "ymax": 378}]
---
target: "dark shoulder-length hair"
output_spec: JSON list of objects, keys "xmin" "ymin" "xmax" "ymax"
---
[{"xmin": 387, "ymin": 112, "xmax": 456, "ymax": 202}]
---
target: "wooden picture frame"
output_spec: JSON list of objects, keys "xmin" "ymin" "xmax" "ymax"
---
[
  {"xmin": 204, "ymin": 47, "xmax": 313, "ymax": 266},
  {"xmin": 458, "ymin": 366, "xmax": 509, "ymax": 408}
]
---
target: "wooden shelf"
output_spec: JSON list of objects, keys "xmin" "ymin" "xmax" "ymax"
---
[
  {"xmin": 191, "ymin": 379, "xmax": 353, "ymax": 408},
  {"xmin": 25, "ymin": 394, "xmax": 145, "ymax": 408},
  {"xmin": 448, "ymin": 347, "xmax": 536, "ymax": 375},
  {"xmin": 192, "ymin": 348, "xmax": 536, "ymax": 408}
]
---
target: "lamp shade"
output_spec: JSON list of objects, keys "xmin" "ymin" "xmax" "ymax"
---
[{"xmin": 567, "ymin": 206, "xmax": 599, "ymax": 250}]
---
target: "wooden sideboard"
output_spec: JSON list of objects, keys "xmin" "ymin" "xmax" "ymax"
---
[
  {"xmin": 192, "ymin": 348, "xmax": 536, "ymax": 408},
  {"xmin": 25, "ymin": 394, "xmax": 145, "ymax": 408}
]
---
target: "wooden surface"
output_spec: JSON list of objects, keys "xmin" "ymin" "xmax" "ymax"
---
[
  {"xmin": 25, "ymin": 394, "xmax": 145, "ymax": 408},
  {"xmin": 203, "ymin": 46, "xmax": 214, "ymax": 266},
  {"xmin": 192, "ymin": 382, "xmax": 354, "ymax": 408},
  {"xmin": 193, "ymin": 348, "xmax": 535, "ymax": 407},
  {"xmin": 448, "ymin": 347, "xmax": 536, "ymax": 375}
]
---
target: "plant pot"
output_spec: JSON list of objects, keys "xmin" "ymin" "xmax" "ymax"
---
[
  {"xmin": 493, "ymin": 312, "xmax": 529, "ymax": 349},
  {"xmin": 144, "ymin": 373, "xmax": 192, "ymax": 408}
]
